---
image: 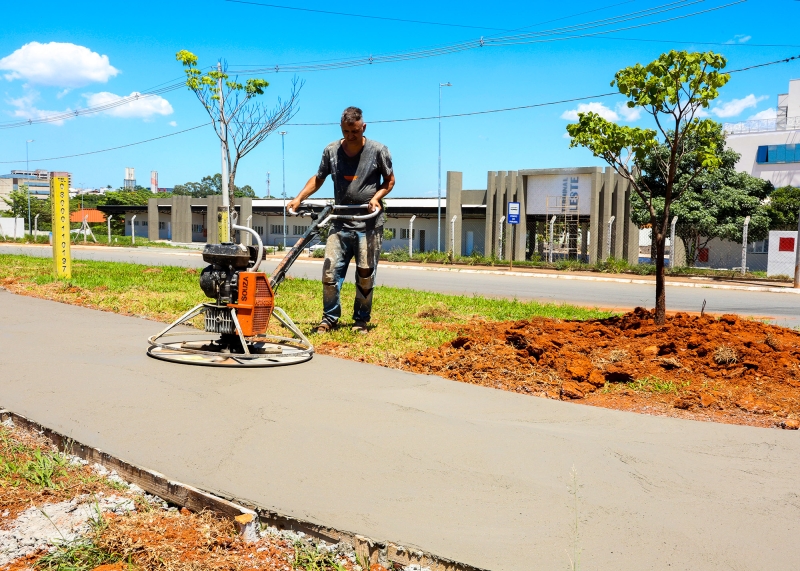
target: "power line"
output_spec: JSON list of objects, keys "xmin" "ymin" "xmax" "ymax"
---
[
  {"xmin": 223, "ymin": 0, "xmax": 512, "ymax": 31},
  {"xmin": 0, "ymin": 1, "xmax": 741, "ymax": 129},
  {"xmin": 0, "ymin": 123, "xmax": 210, "ymax": 164},
  {"xmin": 5, "ymin": 50, "xmax": 799, "ymax": 164}
]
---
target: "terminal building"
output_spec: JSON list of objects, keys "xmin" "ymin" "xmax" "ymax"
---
[{"xmin": 99, "ymin": 166, "xmax": 638, "ymax": 264}]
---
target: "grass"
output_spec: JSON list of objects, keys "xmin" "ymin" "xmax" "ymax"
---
[
  {"xmin": 0, "ymin": 253, "xmax": 612, "ymax": 363},
  {"xmin": 0, "ymin": 233, "xmax": 192, "ymax": 249}
]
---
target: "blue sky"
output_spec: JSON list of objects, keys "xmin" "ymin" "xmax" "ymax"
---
[{"xmin": 1, "ymin": 0, "xmax": 799, "ymax": 196}]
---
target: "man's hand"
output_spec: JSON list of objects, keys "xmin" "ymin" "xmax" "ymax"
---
[
  {"xmin": 286, "ymin": 197, "xmax": 302, "ymax": 214},
  {"xmin": 367, "ymin": 196, "xmax": 382, "ymax": 213}
]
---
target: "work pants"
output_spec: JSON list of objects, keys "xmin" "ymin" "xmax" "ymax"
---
[{"xmin": 321, "ymin": 228, "xmax": 382, "ymax": 325}]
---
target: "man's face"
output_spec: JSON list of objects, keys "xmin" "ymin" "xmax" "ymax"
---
[{"xmin": 341, "ymin": 121, "xmax": 366, "ymax": 142}]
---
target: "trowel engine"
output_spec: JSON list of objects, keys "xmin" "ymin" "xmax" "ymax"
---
[{"xmin": 199, "ymin": 243, "xmax": 274, "ymax": 347}]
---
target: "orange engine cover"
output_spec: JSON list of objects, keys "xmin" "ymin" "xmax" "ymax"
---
[{"xmin": 228, "ymin": 272, "xmax": 274, "ymax": 337}]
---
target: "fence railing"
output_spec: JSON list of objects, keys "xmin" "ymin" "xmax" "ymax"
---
[{"xmin": 723, "ymin": 116, "xmax": 800, "ymax": 134}]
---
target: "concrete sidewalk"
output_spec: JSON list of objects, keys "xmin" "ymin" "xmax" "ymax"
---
[{"xmin": 1, "ymin": 290, "xmax": 798, "ymax": 570}]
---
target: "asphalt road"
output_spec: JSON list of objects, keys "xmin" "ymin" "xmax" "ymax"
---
[
  {"xmin": 2, "ymin": 244, "xmax": 799, "ymax": 327},
  {"xmin": 2, "ymin": 290, "xmax": 798, "ymax": 571}
]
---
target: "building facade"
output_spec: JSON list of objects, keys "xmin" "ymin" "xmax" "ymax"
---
[
  {"xmin": 724, "ymin": 78, "xmax": 800, "ymax": 188},
  {"xmin": 0, "ymin": 170, "xmax": 73, "ymax": 211}
]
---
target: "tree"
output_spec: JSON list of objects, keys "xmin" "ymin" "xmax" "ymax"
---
[
  {"xmin": 567, "ymin": 50, "xmax": 729, "ymax": 324},
  {"xmin": 173, "ymin": 174, "xmax": 256, "ymax": 198},
  {"xmin": 176, "ymin": 50, "xmax": 300, "ymax": 235},
  {"xmin": 630, "ymin": 123, "xmax": 773, "ymax": 265},
  {"xmin": 766, "ymin": 185, "xmax": 800, "ymax": 230}
]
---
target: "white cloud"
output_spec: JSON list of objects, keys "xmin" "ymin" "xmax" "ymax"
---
[
  {"xmin": 747, "ymin": 108, "xmax": 777, "ymax": 120},
  {"xmin": 84, "ymin": 91, "xmax": 173, "ymax": 119},
  {"xmin": 561, "ymin": 101, "xmax": 641, "ymax": 123},
  {"xmin": 561, "ymin": 102, "xmax": 619, "ymax": 122},
  {"xmin": 614, "ymin": 102, "xmax": 641, "ymax": 122},
  {"xmin": 726, "ymin": 34, "xmax": 751, "ymax": 44},
  {"xmin": 168, "ymin": 120, "xmax": 177, "ymax": 127},
  {"xmin": 6, "ymin": 90, "xmax": 71, "ymax": 125},
  {"xmin": 0, "ymin": 42, "xmax": 119, "ymax": 88},
  {"xmin": 710, "ymin": 94, "xmax": 768, "ymax": 118}
]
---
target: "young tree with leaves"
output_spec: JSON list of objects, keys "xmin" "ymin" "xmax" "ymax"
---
[
  {"xmin": 630, "ymin": 122, "xmax": 772, "ymax": 265},
  {"xmin": 567, "ymin": 50, "xmax": 729, "ymax": 324},
  {"xmin": 176, "ymin": 50, "xmax": 300, "ymax": 241}
]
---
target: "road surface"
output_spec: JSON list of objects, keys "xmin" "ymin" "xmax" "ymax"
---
[{"xmin": 3, "ymin": 244, "xmax": 799, "ymax": 327}]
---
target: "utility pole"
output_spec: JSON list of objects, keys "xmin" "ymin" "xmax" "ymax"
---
[
  {"xmin": 217, "ymin": 62, "xmax": 230, "ymax": 243},
  {"xmin": 438, "ymin": 82, "xmax": 452, "ymax": 252},
  {"xmin": 280, "ymin": 131, "xmax": 288, "ymax": 249},
  {"xmin": 26, "ymin": 139, "xmax": 33, "ymax": 236},
  {"xmin": 267, "ymin": 171, "xmax": 271, "ymax": 198}
]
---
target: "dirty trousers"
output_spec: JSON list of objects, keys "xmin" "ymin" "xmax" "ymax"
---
[{"xmin": 321, "ymin": 228, "xmax": 383, "ymax": 325}]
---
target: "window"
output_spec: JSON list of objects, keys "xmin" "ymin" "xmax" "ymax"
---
[
  {"xmin": 756, "ymin": 144, "xmax": 800, "ymax": 164},
  {"xmin": 385, "ymin": 228, "xmax": 397, "ymax": 239},
  {"xmin": 271, "ymin": 224, "xmax": 288, "ymax": 234},
  {"xmin": 134, "ymin": 220, "xmax": 140, "ymax": 226},
  {"xmin": 750, "ymin": 239, "xmax": 768, "ymax": 254},
  {"xmin": 400, "ymin": 228, "xmax": 416, "ymax": 239},
  {"xmin": 255, "ymin": 225, "xmax": 264, "ymax": 235},
  {"xmin": 159, "ymin": 222, "xmax": 166, "ymax": 230},
  {"xmin": 293, "ymin": 225, "xmax": 309, "ymax": 235},
  {"xmin": 142, "ymin": 220, "xmax": 148, "ymax": 226},
  {"xmin": 192, "ymin": 224, "xmax": 204, "ymax": 233}
]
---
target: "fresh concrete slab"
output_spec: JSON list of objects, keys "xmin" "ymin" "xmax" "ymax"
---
[{"xmin": 0, "ymin": 289, "xmax": 798, "ymax": 570}]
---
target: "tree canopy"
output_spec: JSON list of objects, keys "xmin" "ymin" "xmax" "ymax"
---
[
  {"xmin": 765, "ymin": 185, "xmax": 800, "ymax": 231},
  {"xmin": 173, "ymin": 174, "xmax": 255, "ymax": 198},
  {"xmin": 567, "ymin": 50, "xmax": 730, "ymax": 324},
  {"xmin": 631, "ymin": 123, "xmax": 772, "ymax": 265}
]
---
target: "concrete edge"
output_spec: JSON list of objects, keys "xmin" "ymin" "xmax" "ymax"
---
[{"xmin": 0, "ymin": 408, "xmax": 487, "ymax": 571}]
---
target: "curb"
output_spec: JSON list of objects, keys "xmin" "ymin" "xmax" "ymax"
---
[
  {"xmin": 286, "ymin": 258, "xmax": 800, "ymax": 295},
  {"xmin": 0, "ymin": 408, "xmax": 486, "ymax": 571}
]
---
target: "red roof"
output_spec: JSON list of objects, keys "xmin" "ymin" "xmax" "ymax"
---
[{"xmin": 70, "ymin": 209, "xmax": 106, "ymax": 223}]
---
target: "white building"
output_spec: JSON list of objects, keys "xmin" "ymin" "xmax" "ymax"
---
[{"xmin": 724, "ymin": 78, "xmax": 800, "ymax": 188}]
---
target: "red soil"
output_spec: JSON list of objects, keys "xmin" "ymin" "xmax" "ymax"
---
[{"xmin": 401, "ymin": 308, "xmax": 800, "ymax": 428}]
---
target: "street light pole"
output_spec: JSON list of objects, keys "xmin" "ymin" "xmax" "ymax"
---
[
  {"xmin": 26, "ymin": 139, "xmax": 33, "ymax": 236},
  {"xmin": 280, "ymin": 131, "xmax": 288, "ymax": 249},
  {"xmin": 438, "ymin": 82, "xmax": 452, "ymax": 252}
]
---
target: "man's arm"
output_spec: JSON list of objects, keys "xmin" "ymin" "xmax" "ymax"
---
[
  {"xmin": 368, "ymin": 172, "xmax": 395, "ymax": 212},
  {"xmin": 286, "ymin": 175, "xmax": 325, "ymax": 213}
]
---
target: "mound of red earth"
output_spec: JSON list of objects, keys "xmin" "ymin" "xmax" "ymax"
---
[{"xmin": 401, "ymin": 308, "xmax": 800, "ymax": 428}]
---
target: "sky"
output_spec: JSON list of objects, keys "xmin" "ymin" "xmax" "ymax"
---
[{"xmin": 1, "ymin": 0, "xmax": 800, "ymax": 197}]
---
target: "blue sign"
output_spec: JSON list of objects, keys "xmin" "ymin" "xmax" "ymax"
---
[{"xmin": 507, "ymin": 202, "xmax": 521, "ymax": 225}]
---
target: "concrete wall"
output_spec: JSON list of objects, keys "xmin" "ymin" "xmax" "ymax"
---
[{"xmin": 767, "ymin": 231, "xmax": 797, "ymax": 277}]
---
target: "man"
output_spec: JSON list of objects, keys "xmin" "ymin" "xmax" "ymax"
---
[{"xmin": 287, "ymin": 106, "xmax": 395, "ymax": 334}]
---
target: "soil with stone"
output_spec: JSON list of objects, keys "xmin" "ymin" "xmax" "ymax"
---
[{"xmin": 400, "ymin": 308, "xmax": 800, "ymax": 429}]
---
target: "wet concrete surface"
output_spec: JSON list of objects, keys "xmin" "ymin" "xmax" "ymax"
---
[{"xmin": 1, "ymin": 290, "xmax": 798, "ymax": 571}]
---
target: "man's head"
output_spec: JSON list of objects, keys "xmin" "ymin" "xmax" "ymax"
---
[{"xmin": 340, "ymin": 106, "xmax": 366, "ymax": 142}]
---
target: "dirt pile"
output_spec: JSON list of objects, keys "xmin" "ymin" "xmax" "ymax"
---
[{"xmin": 401, "ymin": 308, "xmax": 800, "ymax": 428}]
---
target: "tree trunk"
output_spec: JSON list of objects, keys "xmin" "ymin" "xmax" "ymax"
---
[
  {"xmin": 650, "ymin": 229, "xmax": 657, "ymax": 263},
  {"xmin": 654, "ymin": 231, "xmax": 666, "ymax": 325}
]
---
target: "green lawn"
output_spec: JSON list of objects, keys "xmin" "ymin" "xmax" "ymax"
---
[{"xmin": 0, "ymin": 254, "xmax": 613, "ymax": 363}]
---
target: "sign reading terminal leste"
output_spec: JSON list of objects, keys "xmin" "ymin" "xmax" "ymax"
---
[{"xmin": 50, "ymin": 176, "xmax": 71, "ymax": 279}]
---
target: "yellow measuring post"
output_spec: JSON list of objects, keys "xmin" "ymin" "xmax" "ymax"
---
[{"xmin": 50, "ymin": 176, "xmax": 72, "ymax": 279}]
